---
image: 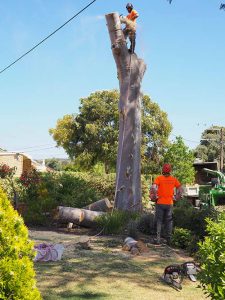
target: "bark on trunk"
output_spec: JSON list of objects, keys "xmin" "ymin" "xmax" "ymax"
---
[
  {"xmin": 105, "ymin": 12, "xmax": 146, "ymax": 212},
  {"xmin": 56, "ymin": 206, "xmax": 83, "ymax": 224},
  {"xmin": 55, "ymin": 206, "xmax": 105, "ymax": 228},
  {"xmin": 84, "ymin": 198, "xmax": 113, "ymax": 212},
  {"xmin": 80, "ymin": 209, "xmax": 105, "ymax": 228}
]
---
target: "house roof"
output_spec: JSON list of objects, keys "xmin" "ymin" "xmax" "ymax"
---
[{"xmin": 0, "ymin": 152, "xmax": 33, "ymax": 160}]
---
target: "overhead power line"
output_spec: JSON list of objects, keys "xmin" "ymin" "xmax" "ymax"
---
[
  {"xmin": 171, "ymin": 134, "xmax": 199, "ymax": 144},
  {"xmin": 10, "ymin": 144, "xmax": 55, "ymax": 151},
  {"xmin": 19, "ymin": 146, "xmax": 57, "ymax": 153},
  {"xmin": 0, "ymin": 0, "xmax": 97, "ymax": 75}
]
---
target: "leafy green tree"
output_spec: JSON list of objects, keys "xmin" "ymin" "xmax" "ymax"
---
[
  {"xmin": 50, "ymin": 90, "xmax": 172, "ymax": 174},
  {"xmin": 45, "ymin": 158, "xmax": 62, "ymax": 171},
  {"xmin": 194, "ymin": 126, "xmax": 225, "ymax": 164},
  {"xmin": 164, "ymin": 136, "xmax": 195, "ymax": 184}
]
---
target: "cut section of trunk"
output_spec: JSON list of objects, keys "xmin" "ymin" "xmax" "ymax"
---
[
  {"xmin": 84, "ymin": 198, "xmax": 113, "ymax": 212},
  {"xmin": 80, "ymin": 209, "xmax": 105, "ymax": 228},
  {"xmin": 56, "ymin": 206, "xmax": 83, "ymax": 224},
  {"xmin": 55, "ymin": 206, "xmax": 105, "ymax": 228}
]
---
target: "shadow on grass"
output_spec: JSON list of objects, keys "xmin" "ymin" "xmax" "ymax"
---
[
  {"xmin": 35, "ymin": 249, "xmax": 173, "ymax": 298},
  {"xmin": 59, "ymin": 291, "xmax": 107, "ymax": 299}
]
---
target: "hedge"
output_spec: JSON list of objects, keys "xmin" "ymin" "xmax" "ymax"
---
[
  {"xmin": 198, "ymin": 214, "xmax": 225, "ymax": 299},
  {"xmin": 0, "ymin": 188, "xmax": 42, "ymax": 299}
]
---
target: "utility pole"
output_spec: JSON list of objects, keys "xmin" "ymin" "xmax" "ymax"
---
[{"xmin": 220, "ymin": 128, "xmax": 224, "ymax": 172}]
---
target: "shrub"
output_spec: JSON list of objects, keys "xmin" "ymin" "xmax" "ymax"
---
[
  {"xmin": 71, "ymin": 172, "xmax": 150, "ymax": 205},
  {"xmin": 198, "ymin": 215, "xmax": 225, "ymax": 300},
  {"xmin": 20, "ymin": 172, "xmax": 100, "ymax": 226},
  {"xmin": 17, "ymin": 171, "xmax": 150, "ymax": 226},
  {"xmin": 137, "ymin": 212, "xmax": 155, "ymax": 235},
  {"xmin": 19, "ymin": 170, "xmax": 41, "ymax": 187},
  {"xmin": 171, "ymin": 227, "xmax": 193, "ymax": 249},
  {"xmin": 173, "ymin": 206, "xmax": 218, "ymax": 239},
  {"xmin": 0, "ymin": 188, "xmax": 41, "ymax": 299},
  {"xmin": 72, "ymin": 172, "xmax": 115, "ymax": 202},
  {"xmin": 172, "ymin": 206, "xmax": 219, "ymax": 253},
  {"xmin": 0, "ymin": 164, "xmax": 16, "ymax": 179},
  {"xmin": 174, "ymin": 197, "xmax": 193, "ymax": 209},
  {"xmin": 96, "ymin": 210, "xmax": 139, "ymax": 235}
]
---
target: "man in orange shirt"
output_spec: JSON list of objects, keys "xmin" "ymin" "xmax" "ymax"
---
[
  {"xmin": 150, "ymin": 164, "xmax": 182, "ymax": 245},
  {"xmin": 122, "ymin": 3, "xmax": 139, "ymax": 54}
]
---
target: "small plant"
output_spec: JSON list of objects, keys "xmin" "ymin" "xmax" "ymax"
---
[
  {"xmin": 96, "ymin": 210, "xmax": 139, "ymax": 235},
  {"xmin": 0, "ymin": 188, "xmax": 42, "ymax": 299},
  {"xmin": 198, "ymin": 215, "xmax": 225, "ymax": 300},
  {"xmin": 171, "ymin": 227, "xmax": 193, "ymax": 249},
  {"xmin": 19, "ymin": 169, "xmax": 41, "ymax": 187},
  {"xmin": 0, "ymin": 164, "xmax": 16, "ymax": 179}
]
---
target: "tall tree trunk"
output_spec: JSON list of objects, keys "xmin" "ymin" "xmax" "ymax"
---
[{"xmin": 105, "ymin": 13, "xmax": 146, "ymax": 212}]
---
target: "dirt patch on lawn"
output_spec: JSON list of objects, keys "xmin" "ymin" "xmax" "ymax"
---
[{"xmin": 29, "ymin": 228, "xmax": 191, "ymax": 262}]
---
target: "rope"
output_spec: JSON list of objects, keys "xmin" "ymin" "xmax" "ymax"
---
[{"xmin": 0, "ymin": 0, "xmax": 97, "ymax": 75}]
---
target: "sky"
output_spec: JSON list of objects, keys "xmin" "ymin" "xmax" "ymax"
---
[{"xmin": 0, "ymin": 0, "xmax": 225, "ymax": 159}]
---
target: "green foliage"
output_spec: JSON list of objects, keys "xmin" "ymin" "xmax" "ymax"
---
[
  {"xmin": 164, "ymin": 136, "xmax": 195, "ymax": 184},
  {"xmin": 141, "ymin": 95, "xmax": 172, "ymax": 174},
  {"xmin": 0, "ymin": 164, "xmax": 16, "ymax": 179},
  {"xmin": 198, "ymin": 215, "xmax": 225, "ymax": 299},
  {"xmin": 21, "ymin": 172, "xmax": 99, "ymax": 225},
  {"xmin": 2, "ymin": 171, "xmax": 150, "ymax": 226},
  {"xmin": 96, "ymin": 210, "xmax": 139, "ymax": 235},
  {"xmin": 45, "ymin": 158, "xmax": 62, "ymax": 171},
  {"xmin": 137, "ymin": 213, "xmax": 155, "ymax": 235},
  {"xmin": 0, "ymin": 178, "xmax": 19, "ymax": 204},
  {"xmin": 174, "ymin": 197, "xmax": 193, "ymax": 209},
  {"xmin": 0, "ymin": 188, "xmax": 42, "ymax": 300},
  {"xmin": 195, "ymin": 126, "xmax": 225, "ymax": 164},
  {"xmin": 171, "ymin": 227, "xmax": 193, "ymax": 249},
  {"xmin": 173, "ymin": 206, "xmax": 217, "ymax": 239},
  {"xmin": 173, "ymin": 206, "xmax": 218, "ymax": 253},
  {"xmin": 19, "ymin": 169, "xmax": 41, "ymax": 187},
  {"xmin": 50, "ymin": 90, "xmax": 172, "ymax": 174},
  {"xmin": 73, "ymin": 172, "xmax": 116, "ymax": 202}
]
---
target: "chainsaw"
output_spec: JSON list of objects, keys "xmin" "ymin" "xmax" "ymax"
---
[{"xmin": 163, "ymin": 262, "xmax": 199, "ymax": 290}]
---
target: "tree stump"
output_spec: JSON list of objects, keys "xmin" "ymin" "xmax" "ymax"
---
[{"xmin": 105, "ymin": 12, "xmax": 146, "ymax": 212}]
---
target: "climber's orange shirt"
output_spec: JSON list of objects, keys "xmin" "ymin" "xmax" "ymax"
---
[
  {"xmin": 154, "ymin": 175, "xmax": 181, "ymax": 205},
  {"xmin": 127, "ymin": 9, "xmax": 139, "ymax": 22}
]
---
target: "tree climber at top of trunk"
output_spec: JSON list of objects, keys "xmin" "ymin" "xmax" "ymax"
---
[{"xmin": 120, "ymin": 3, "xmax": 139, "ymax": 54}]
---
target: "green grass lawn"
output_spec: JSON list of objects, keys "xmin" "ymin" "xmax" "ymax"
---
[{"xmin": 31, "ymin": 230, "xmax": 206, "ymax": 300}]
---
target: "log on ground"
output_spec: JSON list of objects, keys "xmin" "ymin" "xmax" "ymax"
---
[
  {"xmin": 84, "ymin": 198, "xmax": 113, "ymax": 212},
  {"xmin": 80, "ymin": 209, "xmax": 105, "ymax": 228},
  {"xmin": 55, "ymin": 206, "xmax": 105, "ymax": 228}
]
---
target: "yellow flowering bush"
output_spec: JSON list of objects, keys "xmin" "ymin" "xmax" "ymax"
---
[{"xmin": 0, "ymin": 188, "xmax": 42, "ymax": 300}]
